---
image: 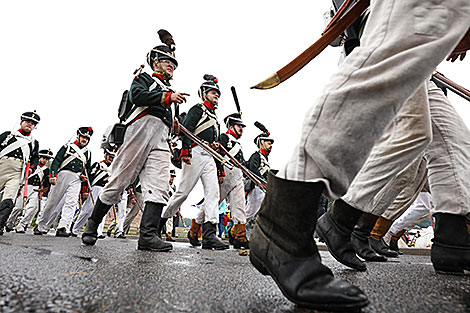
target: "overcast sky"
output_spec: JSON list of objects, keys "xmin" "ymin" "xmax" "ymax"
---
[{"xmin": 1, "ymin": 1, "xmax": 468, "ymax": 218}]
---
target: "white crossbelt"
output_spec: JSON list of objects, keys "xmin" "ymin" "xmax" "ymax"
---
[
  {"xmin": 126, "ymin": 75, "xmax": 174, "ymax": 124},
  {"xmin": 59, "ymin": 143, "xmax": 88, "ymax": 170}
]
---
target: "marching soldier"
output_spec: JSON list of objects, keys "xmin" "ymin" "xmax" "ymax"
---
[
  {"xmin": 35, "ymin": 127, "xmax": 93, "ymax": 236},
  {"xmin": 71, "ymin": 146, "xmax": 115, "ymax": 236},
  {"xmin": 120, "ymin": 178, "xmax": 143, "ymax": 236},
  {"xmin": 82, "ymin": 32, "xmax": 189, "ymax": 252},
  {"xmin": 0, "ymin": 111, "xmax": 40, "ymax": 234},
  {"xmin": 245, "ymin": 132, "xmax": 273, "ymax": 221},
  {"xmin": 218, "ymin": 113, "xmax": 249, "ymax": 249},
  {"xmin": 162, "ymin": 74, "xmax": 228, "ymax": 250},
  {"xmin": 10, "ymin": 149, "xmax": 53, "ymax": 233}
]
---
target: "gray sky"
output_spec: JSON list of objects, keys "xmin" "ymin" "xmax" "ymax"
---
[{"xmin": 1, "ymin": 1, "xmax": 469, "ymax": 218}]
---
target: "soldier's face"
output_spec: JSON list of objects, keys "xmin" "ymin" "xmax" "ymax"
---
[
  {"xmin": 157, "ymin": 60, "xmax": 175, "ymax": 77},
  {"xmin": 20, "ymin": 120, "xmax": 36, "ymax": 133},
  {"xmin": 39, "ymin": 157, "xmax": 48, "ymax": 165},
  {"xmin": 169, "ymin": 176, "xmax": 175, "ymax": 184},
  {"xmin": 233, "ymin": 124, "xmax": 244, "ymax": 137},
  {"xmin": 79, "ymin": 136, "xmax": 89, "ymax": 147},
  {"xmin": 263, "ymin": 141, "xmax": 272, "ymax": 152},
  {"xmin": 104, "ymin": 154, "xmax": 114, "ymax": 164},
  {"xmin": 205, "ymin": 90, "xmax": 219, "ymax": 106}
]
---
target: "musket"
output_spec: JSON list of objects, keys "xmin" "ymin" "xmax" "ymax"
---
[
  {"xmin": 178, "ymin": 124, "xmax": 234, "ymax": 170},
  {"xmin": 83, "ymin": 167, "xmax": 95, "ymax": 206},
  {"xmin": 251, "ymin": 0, "xmax": 370, "ymax": 89},
  {"xmin": 177, "ymin": 210, "xmax": 186, "ymax": 228},
  {"xmin": 218, "ymin": 145, "xmax": 267, "ymax": 192},
  {"xmin": 22, "ymin": 162, "xmax": 31, "ymax": 210},
  {"xmin": 432, "ymin": 71, "xmax": 470, "ymax": 102},
  {"xmin": 231, "ymin": 86, "xmax": 242, "ymax": 115},
  {"xmin": 128, "ymin": 188, "xmax": 144, "ymax": 214}
]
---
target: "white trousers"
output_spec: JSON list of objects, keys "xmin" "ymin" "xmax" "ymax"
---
[
  {"xmin": 389, "ymin": 192, "xmax": 433, "ymax": 235},
  {"xmin": 163, "ymin": 146, "xmax": 219, "ymax": 224},
  {"xmin": 37, "ymin": 170, "xmax": 81, "ymax": 232},
  {"xmin": 280, "ymin": 0, "xmax": 470, "ymax": 200},
  {"xmin": 246, "ymin": 186, "xmax": 265, "ymax": 221},
  {"xmin": 17, "ymin": 193, "xmax": 47, "ymax": 231},
  {"xmin": 72, "ymin": 185, "xmax": 102, "ymax": 234},
  {"xmin": 343, "ymin": 80, "xmax": 470, "ymax": 217},
  {"xmin": 100, "ymin": 115, "xmax": 170, "ymax": 206},
  {"xmin": 195, "ymin": 166, "xmax": 246, "ymax": 224}
]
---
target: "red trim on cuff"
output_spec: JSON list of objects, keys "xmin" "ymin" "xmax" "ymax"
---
[
  {"xmin": 179, "ymin": 149, "xmax": 191, "ymax": 159},
  {"xmin": 219, "ymin": 171, "xmax": 225, "ymax": 177},
  {"xmin": 163, "ymin": 92, "xmax": 172, "ymax": 107}
]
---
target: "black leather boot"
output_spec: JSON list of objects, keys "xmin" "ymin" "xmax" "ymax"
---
[
  {"xmin": 317, "ymin": 199, "xmax": 367, "ymax": 271},
  {"xmin": 187, "ymin": 219, "xmax": 201, "ymax": 247},
  {"xmin": 431, "ymin": 213, "xmax": 470, "ymax": 275},
  {"xmin": 137, "ymin": 202, "xmax": 172, "ymax": 252},
  {"xmin": 250, "ymin": 173, "xmax": 368, "ymax": 311},
  {"xmin": 202, "ymin": 222, "xmax": 229, "ymax": 250},
  {"xmin": 369, "ymin": 237, "xmax": 399, "ymax": 258},
  {"xmin": 351, "ymin": 213, "xmax": 387, "ymax": 262},
  {"xmin": 0, "ymin": 199, "xmax": 14, "ymax": 235},
  {"xmin": 82, "ymin": 198, "xmax": 112, "ymax": 246},
  {"xmin": 157, "ymin": 218, "xmax": 168, "ymax": 239}
]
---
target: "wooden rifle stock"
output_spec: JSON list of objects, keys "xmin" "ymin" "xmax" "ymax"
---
[
  {"xmin": 433, "ymin": 71, "xmax": 470, "ymax": 102},
  {"xmin": 178, "ymin": 125, "xmax": 234, "ymax": 170},
  {"xmin": 218, "ymin": 145, "xmax": 267, "ymax": 192}
]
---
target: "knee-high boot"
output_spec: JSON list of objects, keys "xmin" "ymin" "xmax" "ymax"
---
[
  {"xmin": 82, "ymin": 198, "xmax": 112, "ymax": 246},
  {"xmin": 431, "ymin": 213, "xmax": 470, "ymax": 275},
  {"xmin": 137, "ymin": 202, "xmax": 172, "ymax": 252},
  {"xmin": 0, "ymin": 199, "xmax": 14, "ymax": 235},
  {"xmin": 250, "ymin": 173, "xmax": 368, "ymax": 311}
]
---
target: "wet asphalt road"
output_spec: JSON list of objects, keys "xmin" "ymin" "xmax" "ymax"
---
[{"xmin": 0, "ymin": 233, "xmax": 469, "ymax": 313}]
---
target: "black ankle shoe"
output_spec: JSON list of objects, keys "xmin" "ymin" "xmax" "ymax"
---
[
  {"xmin": 351, "ymin": 231, "xmax": 387, "ymax": 262},
  {"xmin": 187, "ymin": 231, "xmax": 201, "ymax": 247},
  {"xmin": 202, "ymin": 222, "xmax": 229, "ymax": 250},
  {"xmin": 369, "ymin": 237, "xmax": 399, "ymax": 258},
  {"xmin": 317, "ymin": 199, "xmax": 367, "ymax": 271},
  {"xmin": 55, "ymin": 227, "xmax": 70, "ymax": 237},
  {"xmin": 250, "ymin": 173, "xmax": 369, "ymax": 311}
]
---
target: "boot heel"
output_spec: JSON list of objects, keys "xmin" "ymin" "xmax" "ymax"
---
[
  {"xmin": 250, "ymin": 252, "xmax": 269, "ymax": 276},
  {"xmin": 433, "ymin": 263, "xmax": 465, "ymax": 275}
]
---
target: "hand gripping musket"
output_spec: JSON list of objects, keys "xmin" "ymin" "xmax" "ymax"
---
[
  {"xmin": 178, "ymin": 124, "xmax": 234, "ymax": 170},
  {"xmin": 218, "ymin": 145, "xmax": 267, "ymax": 192},
  {"xmin": 432, "ymin": 71, "xmax": 470, "ymax": 102},
  {"xmin": 251, "ymin": 0, "xmax": 370, "ymax": 89}
]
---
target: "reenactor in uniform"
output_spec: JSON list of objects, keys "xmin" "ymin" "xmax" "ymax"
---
[
  {"xmin": 35, "ymin": 127, "xmax": 93, "ymax": 236},
  {"xmin": 71, "ymin": 146, "xmax": 115, "ymax": 236},
  {"xmin": 0, "ymin": 111, "xmax": 40, "ymax": 235},
  {"xmin": 162, "ymin": 75, "xmax": 228, "ymax": 250},
  {"xmin": 245, "ymin": 132, "xmax": 273, "ymax": 220},
  {"xmin": 8, "ymin": 149, "xmax": 53, "ymax": 233},
  {"xmin": 218, "ymin": 113, "xmax": 249, "ymax": 249},
  {"xmin": 82, "ymin": 36, "xmax": 188, "ymax": 252}
]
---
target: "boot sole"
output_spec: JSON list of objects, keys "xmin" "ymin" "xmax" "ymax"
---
[
  {"xmin": 250, "ymin": 251, "xmax": 369, "ymax": 311},
  {"xmin": 137, "ymin": 245, "xmax": 173, "ymax": 252},
  {"xmin": 317, "ymin": 223, "xmax": 367, "ymax": 271},
  {"xmin": 201, "ymin": 246, "xmax": 229, "ymax": 250}
]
